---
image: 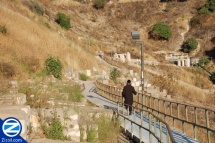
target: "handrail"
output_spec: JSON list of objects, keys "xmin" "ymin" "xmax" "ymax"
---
[
  {"xmin": 95, "ymin": 80, "xmax": 215, "ymax": 143},
  {"xmin": 117, "ymin": 102, "xmax": 176, "ymax": 143}
]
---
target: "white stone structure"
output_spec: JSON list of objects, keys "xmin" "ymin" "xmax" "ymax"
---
[
  {"xmin": 86, "ymin": 70, "xmax": 91, "ymax": 76},
  {"xmin": 113, "ymin": 52, "xmax": 131, "ymax": 63},
  {"xmin": 41, "ymin": 107, "xmax": 80, "ymax": 142},
  {"xmin": 177, "ymin": 58, "xmax": 191, "ymax": 67}
]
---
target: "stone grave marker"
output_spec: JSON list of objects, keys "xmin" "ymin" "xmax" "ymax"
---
[
  {"xmin": 86, "ymin": 70, "xmax": 91, "ymax": 77},
  {"xmin": 130, "ymin": 70, "xmax": 134, "ymax": 76}
]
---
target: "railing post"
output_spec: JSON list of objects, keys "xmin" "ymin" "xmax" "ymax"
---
[
  {"xmin": 160, "ymin": 121, "xmax": 163, "ymax": 142},
  {"xmin": 164, "ymin": 101, "xmax": 166, "ymax": 121},
  {"xmin": 154, "ymin": 116, "xmax": 157, "ymax": 137},
  {"xmin": 185, "ymin": 105, "xmax": 188, "ymax": 121},
  {"xmin": 149, "ymin": 114, "xmax": 152, "ymax": 143},
  {"xmin": 194, "ymin": 107, "xmax": 197, "ymax": 140},
  {"xmin": 177, "ymin": 104, "xmax": 180, "ymax": 119},
  {"xmin": 166, "ymin": 130, "xmax": 170, "ymax": 143},
  {"xmin": 158, "ymin": 99, "xmax": 160, "ymax": 116},
  {"xmin": 140, "ymin": 111, "xmax": 143, "ymax": 143},
  {"xmin": 205, "ymin": 109, "xmax": 210, "ymax": 143}
]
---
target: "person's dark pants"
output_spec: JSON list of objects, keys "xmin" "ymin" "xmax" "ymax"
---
[{"xmin": 125, "ymin": 104, "xmax": 132, "ymax": 115}]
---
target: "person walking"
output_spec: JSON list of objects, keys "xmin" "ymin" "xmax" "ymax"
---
[{"xmin": 122, "ymin": 80, "xmax": 137, "ymax": 115}]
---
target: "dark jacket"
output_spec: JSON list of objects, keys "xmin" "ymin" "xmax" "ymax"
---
[{"xmin": 122, "ymin": 85, "xmax": 137, "ymax": 105}]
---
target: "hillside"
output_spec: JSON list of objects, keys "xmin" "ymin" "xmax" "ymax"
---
[{"xmin": 0, "ymin": 0, "xmax": 214, "ymax": 108}]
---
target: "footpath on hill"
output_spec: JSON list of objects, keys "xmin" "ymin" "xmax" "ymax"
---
[{"xmin": 82, "ymin": 81, "xmax": 201, "ymax": 143}]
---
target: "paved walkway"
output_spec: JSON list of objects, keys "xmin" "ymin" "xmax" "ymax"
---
[{"xmin": 82, "ymin": 81, "xmax": 201, "ymax": 143}]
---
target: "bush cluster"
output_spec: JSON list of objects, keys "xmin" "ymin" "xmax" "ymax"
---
[
  {"xmin": 43, "ymin": 113, "xmax": 67, "ymax": 140},
  {"xmin": 183, "ymin": 37, "xmax": 198, "ymax": 53},
  {"xmin": 56, "ymin": 13, "xmax": 71, "ymax": 30},
  {"xmin": 199, "ymin": 57, "xmax": 210, "ymax": 66},
  {"xmin": 80, "ymin": 73, "xmax": 88, "ymax": 81},
  {"xmin": 198, "ymin": 0, "xmax": 215, "ymax": 14},
  {"xmin": 150, "ymin": 22, "xmax": 172, "ymax": 40},
  {"xmin": 45, "ymin": 56, "xmax": 62, "ymax": 79}
]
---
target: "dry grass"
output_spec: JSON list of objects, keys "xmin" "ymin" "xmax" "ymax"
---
[
  {"xmin": 0, "ymin": 1, "xmax": 97, "ymax": 79},
  {"xmin": 156, "ymin": 65, "xmax": 214, "ymax": 89}
]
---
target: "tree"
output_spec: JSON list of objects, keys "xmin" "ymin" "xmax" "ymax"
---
[
  {"xmin": 56, "ymin": 13, "xmax": 71, "ymax": 30},
  {"xmin": 151, "ymin": 22, "xmax": 172, "ymax": 40},
  {"xmin": 183, "ymin": 37, "xmax": 198, "ymax": 53},
  {"xmin": 109, "ymin": 68, "xmax": 120, "ymax": 83}
]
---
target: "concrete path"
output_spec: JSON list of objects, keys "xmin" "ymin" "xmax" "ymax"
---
[{"xmin": 82, "ymin": 81, "xmax": 201, "ymax": 143}]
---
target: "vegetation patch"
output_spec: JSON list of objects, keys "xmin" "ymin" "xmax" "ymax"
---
[
  {"xmin": 20, "ymin": 56, "xmax": 40, "ymax": 73},
  {"xmin": 60, "ymin": 84, "xmax": 84, "ymax": 102},
  {"xmin": 86, "ymin": 127, "xmax": 97, "ymax": 142},
  {"xmin": 80, "ymin": 73, "xmax": 89, "ymax": 81},
  {"xmin": 56, "ymin": 13, "xmax": 71, "ymax": 30},
  {"xmin": 97, "ymin": 114, "xmax": 120, "ymax": 142},
  {"xmin": 94, "ymin": 0, "xmax": 106, "ymax": 9},
  {"xmin": 0, "ymin": 62, "xmax": 15, "ymax": 77},
  {"xmin": 182, "ymin": 37, "xmax": 198, "ymax": 53},
  {"xmin": 0, "ymin": 25, "xmax": 7, "ymax": 35},
  {"xmin": 110, "ymin": 68, "xmax": 120, "ymax": 83},
  {"xmin": 198, "ymin": 0, "xmax": 215, "ymax": 14},
  {"xmin": 150, "ymin": 22, "xmax": 172, "ymax": 40},
  {"xmin": 23, "ymin": 0, "xmax": 45, "ymax": 15},
  {"xmin": 42, "ymin": 111, "xmax": 68, "ymax": 140},
  {"xmin": 45, "ymin": 56, "xmax": 63, "ymax": 79},
  {"xmin": 199, "ymin": 57, "xmax": 210, "ymax": 66}
]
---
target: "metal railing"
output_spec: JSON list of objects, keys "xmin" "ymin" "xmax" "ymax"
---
[
  {"xmin": 117, "ymin": 102, "xmax": 176, "ymax": 143},
  {"xmin": 95, "ymin": 81, "xmax": 215, "ymax": 143}
]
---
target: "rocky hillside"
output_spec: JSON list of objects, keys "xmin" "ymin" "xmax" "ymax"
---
[{"xmin": 0, "ymin": 0, "xmax": 214, "ymax": 107}]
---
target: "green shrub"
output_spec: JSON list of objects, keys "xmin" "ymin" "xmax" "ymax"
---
[
  {"xmin": 86, "ymin": 128, "xmax": 97, "ymax": 142},
  {"xmin": 45, "ymin": 56, "xmax": 63, "ymax": 79},
  {"xmin": 94, "ymin": 0, "xmax": 106, "ymax": 9},
  {"xmin": 110, "ymin": 68, "xmax": 120, "ymax": 83},
  {"xmin": 198, "ymin": 6, "xmax": 211, "ymax": 14},
  {"xmin": 151, "ymin": 22, "xmax": 172, "ymax": 40},
  {"xmin": 199, "ymin": 57, "xmax": 210, "ymax": 66},
  {"xmin": 43, "ymin": 113, "xmax": 67, "ymax": 140},
  {"xmin": 80, "ymin": 73, "xmax": 88, "ymax": 81},
  {"xmin": 208, "ymin": 0, "xmax": 215, "ymax": 12},
  {"xmin": 0, "ymin": 25, "xmax": 7, "ymax": 35},
  {"xmin": 56, "ymin": 13, "xmax": 71, "ymax": 30},
  {"xmin": 198, "ymin": 0, "xmax": 215, "ymax": 14},
  {"xmin": 183, "ymin": 37, "xmax": 198, "ymax": 53}
]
